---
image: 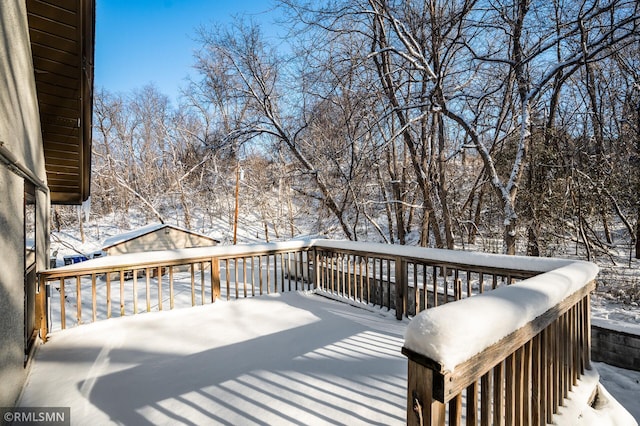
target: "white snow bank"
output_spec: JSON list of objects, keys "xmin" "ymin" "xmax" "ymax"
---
[
  {"xmin": 592, "ymin": 317, "xmax": 640, "ymax": 335},
  {"xmin": 553, "ymin": 365, "xmax": 638, "ymax": 426},
  {"xmin": 403, "ymin": 260, "xmax": 598, "ymax": 371}
]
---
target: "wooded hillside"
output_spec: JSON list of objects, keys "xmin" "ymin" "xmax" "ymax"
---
[{"xmin": 58, "ymin": 0, "xmax": 639, "ymax": 265}]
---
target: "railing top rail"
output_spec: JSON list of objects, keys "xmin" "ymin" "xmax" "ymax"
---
[
  {"xmin": 311, "ymin": 239, "xmax": 581, "ymax": 275},
  {"xmin": 40, "ymin": 238, "xmax": 592, "ymax": 282},
  {"xmin": 403, "ymin": 260, "xmax": 598, "ymax": 383},
  {"xmin": 40, "ymin": 239, "xmax": 315, "ymax": 279}
]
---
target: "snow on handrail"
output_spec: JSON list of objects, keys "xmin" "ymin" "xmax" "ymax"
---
[{"xmin": 403, "ymin": 259, "xmax": 598, "ymax": 371}]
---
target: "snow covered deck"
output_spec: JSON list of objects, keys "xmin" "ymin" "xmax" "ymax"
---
[
  {"xmin": 30, "ymin": 239, "xmax": 639, "ymax": 424},
  {"xmin": 19, "ymin": 291, "xmax": 408, "ymax": 425}
]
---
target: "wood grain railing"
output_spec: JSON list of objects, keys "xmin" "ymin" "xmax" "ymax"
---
[
  {"xmin": 37, "ymin": 241, "xmax": 314, "ymax": 338},
  {"xmin": 36, "ymin": 239, "xmax": 598, "ymax": 424},
  {"xmin": 401, "ymin": 261, "xmax": 598, "ymax": 426},
  {"xmin": 37, "ymin": 239, "xmax": 581, "ymax": 337},
  {"xmin": 312, "ymin": 241, "xmax": 567, "ymax": 319}
]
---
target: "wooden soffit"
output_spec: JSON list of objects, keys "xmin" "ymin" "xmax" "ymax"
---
[{"xmin": 27, "ymin": 0, "xmax": 95, "ymax": 204}]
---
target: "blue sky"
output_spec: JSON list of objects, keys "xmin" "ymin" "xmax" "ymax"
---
[{"xmin": 94, "ymin": 0, "xmax": 278, "ymax": 104}]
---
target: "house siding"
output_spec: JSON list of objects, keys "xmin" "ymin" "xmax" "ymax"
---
[{"xmin": 0, "ymin": 0, "xmax": 50, "ymax": 408}]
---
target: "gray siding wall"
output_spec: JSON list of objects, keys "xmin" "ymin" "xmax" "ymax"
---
[{"xmin": 0, "ymin": 0, "xmax": 50, "ymax": 407}]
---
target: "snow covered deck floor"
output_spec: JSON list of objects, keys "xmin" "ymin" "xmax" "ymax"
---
[{"xmin": 19, "ymin": 292, "xmax": 408, "ymax": 425}]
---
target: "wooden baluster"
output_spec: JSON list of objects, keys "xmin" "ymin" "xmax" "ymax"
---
[
  {"xmin": 145, "ymin": 268, "xmax": 151, "ymax": 312},
  {"xmin": 505, "ymin": 352, "xmax": 515, "ymax": 425},
  {"xmin": 365, "ymin": 257, "xmax": 370, "ymax": 305},
  {"xmin": 414, "ymin": 263, "xmax": 419, "ymax": 315},
  {"xmin": 422, "ymin": 264, "xmax": 427, "ymax": 310},
  {"xmin": 523, "ymin": 341, "xmax": 532, "ymax": 425},
  {"xmin": 395, "ymin": 257, "xmax": 406, "ymax": 320},
  {"xmin": 266, "ymin": 255, "xmax": 271, "ymax": 294},
  {"xmin": 190, "ymin": 263, "xmax": 195, "ymax": 306},
  {"xmin": 467, "ymin": 381, "xmax": 478, "ymax": 426},
  {"xmin": 551, "ymin": 321, "xmax": 559, "ymax": 416},
  {"xmin": 259, "ymin": 256, "xmax": 264, "ymax": 295},
  {"xmin": 76, "ymin": 275, "xmax": 81, "ymax": 325},
  {"xmin": 59, "ymin": 277, "xmax": 66, "ymax": 329},
  {"xmin": 386, "ymin": 259, "xmax": 392, "ymax": 311},
  {"xmin": 243, "ymin": 257, "xmax": 248, "ymax": 297},
  {"xmin": 280, "ymin": 253, "xmax": 285, "ymax": 292},
  {"xmin": 481, "ymin": 370, "xmax": 492, "ymax": 426},
  {"xmin": 133, "ymin": 270, "xmax": 138, "ymax": 314},
  {"xmin": 295, "ymin": 251, "xmax": 300, "ymax": 291},
  {"xmin": 514, "ymin": 347, "xmax": 524, "ymax": 426},
  {"xmin": 235, "ymin": 259, "xmax": 239, "ymax": 299},
  {"xmin": 119, "ymin": 270, "xmax": 125, "ymax": 316},
  {"xmin": 378, "ymin": 258, "xmax": 384, "ymax": 307},
  {"xmin": 442, "ymin": 266, "xmax": 448, "ymax": 304},
  {"xmin": 494, "ymin": 361, "xmax": 504, "ymax": 426},
  {"xmin": 449, "ymin": 394, "xmax": 462, "ymax": 426},
  {"xmin": 211, "ymin": 258, "xmax": 220, "ymax": 302},
  {"xmin": 201, "ymin": 262, "xmax": 206, "ymax": 304},
  {"xmin": 91, "ymin": 273, "xmax": 97, "ymax": 322},
  {"xmin": 171, "ymin": 265, "xmax": 176, "ymax": 309},
  {"xmin": 251, "ymin": 257, "xmax": 256, "ymax": 296},
  {"xmin": 225, "ymin": 259, "xmax": 230, "ymax": 300},
  {"xmin": 583, "ymin": 294, "xmax": 592, "ymax": 370},
  {"xmin": 106, "ymin": 273, "xmax": 111, "ymax": 318},
  {"xmin": 531, "ymin": 334, "xmax": 541, "ymax": 426},
  {"xmin": 331, "ymin": 252, "xmax": 337, "ymax": 294},
  {"xmin": 540, "ymin": 327, "xmax": 554, "ymax": 424},
  {"xmin": 157, "ymin": 266, "xmax": 162, "ymax": 311},
  {"xmin": 432, "ymin": 266, "xmax": 438, "ymax": 307},
  {"xmin": 347, "ymin": 254, "xmax": 352, "ymax": 299}
]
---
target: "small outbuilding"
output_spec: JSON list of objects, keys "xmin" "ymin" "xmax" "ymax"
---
[{"xmin": 102, "ymin": 223, "xmax": 219, "ymax": 256}]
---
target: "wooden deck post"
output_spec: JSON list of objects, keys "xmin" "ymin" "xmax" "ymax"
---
[
  {"xmin": 395, "ymin": 257, "xmax": 407, "ymax": 320},
  {"xmin": 407, "ymin": 359, "xmax": 446, "ymax": 426},
  {"xmin": 36, "ymin": 275, "xmax": 48, "ymax": 341},
  {"xmin": 211, "ymin": 257, "xmax": 220, "ymax": 301}
]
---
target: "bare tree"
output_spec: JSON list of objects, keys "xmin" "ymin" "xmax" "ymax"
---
[{"xmin": 192, "ymin": 19, "xmax": 359, "ymax": 239}]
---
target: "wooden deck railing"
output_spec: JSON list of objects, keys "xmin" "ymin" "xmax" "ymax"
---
[
  {"xmin": 37, "ymin": 241, "xmax": 314, "ymax": 338},
  {"xmin": 36, "ymin": 239, "xmax": 598, "ymax": 424},
  {"xmin": 401, "ymin": 261, "xmax": 598, "ymax": 425},
  {"xmin": 37, "ymin": 239, "xmax": 586, "ymax": 334},
  {"xmin": 313, "ymin": 242, "xmax": 546, "ymax": 320}
]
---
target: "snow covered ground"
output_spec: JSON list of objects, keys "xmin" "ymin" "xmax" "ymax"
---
[{"xmin": 20, "ymin": 291, "xmax": 639, "ymax": 425}]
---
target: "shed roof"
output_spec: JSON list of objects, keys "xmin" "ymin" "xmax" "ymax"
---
[{"xmin": 102, "ymin": 223, "xmax": 220, "ymax": 250}]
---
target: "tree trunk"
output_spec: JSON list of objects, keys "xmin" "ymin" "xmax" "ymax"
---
[
  {"xmin": 469, "ymin": 187, "xmax": 484, "ymax": 245},
  {"xmin": 636, "ymin": 208, "xmax": 640, "ymax": 259},
  {"xmin": 504, "ymin": 221, "xmax": 517, "ymax": 256},
  {"xmin": 436, "ymin": 113, "xmax": 455, "ymax": 249},
  {"xmin": 527, "ymin": 223, "xmax": 540, "ymax": 256},
  {"xmin": 419, "ymin": 210, "xmax": 430, "ymax": 247}
]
